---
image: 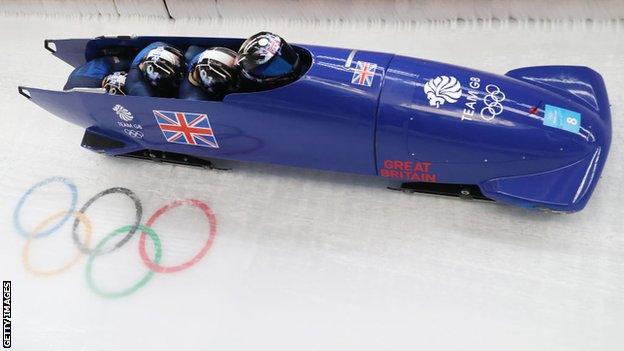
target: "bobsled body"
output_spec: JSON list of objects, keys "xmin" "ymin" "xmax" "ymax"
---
[{"xmin": 20, "ymin": 36, "xmax": 611, "ymax": 212}]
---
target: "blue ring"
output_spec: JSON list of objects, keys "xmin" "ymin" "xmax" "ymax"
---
[{"xmin": 13, "ymin": 177, "xmax": 78, "ymax": 238}]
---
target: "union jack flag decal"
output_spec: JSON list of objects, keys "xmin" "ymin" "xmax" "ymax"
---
[
  {"xmin": 351, "ymin": 61, "xmax": 377, "ymax": 87},
  {"xmin": 153, "ymin": 110, "xmax": 219, "ymax": 148}
]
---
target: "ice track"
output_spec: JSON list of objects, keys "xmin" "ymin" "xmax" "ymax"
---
[{"xmin": 1, "ymin": 11, "xmax": 624, "ymax": 351}]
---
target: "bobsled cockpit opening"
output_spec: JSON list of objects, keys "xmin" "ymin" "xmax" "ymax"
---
[{"xmin": 67, "ymin": 36, "xmax": 312, "ymax": 101}]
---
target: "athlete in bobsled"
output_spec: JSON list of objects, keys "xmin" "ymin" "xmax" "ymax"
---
[
  {"xmin": 63, "ymin": 32, "xmax": 301, "ymax": 100},
  {"xmin": 179, "ymin": 32, "xmax": 300, "ymax": 99},
  {"xmin": 127, "ymin": 42, "xmax": 186, "ymax": 97},
  {"xmin": 236, "ymin": 31, "xmax": 301, "ymax": 89},
  {"xmin": 179, "ymin": 46, "xmax": 238, "ymax": 100},
  {"xmin": 26, "ymin": 31, "xmax": 612, "ymax": 213}
]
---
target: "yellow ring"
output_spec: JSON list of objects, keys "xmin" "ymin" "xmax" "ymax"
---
[{"xmin": 22, "ymin": 211, "xmax": 92, "ymax": 277}]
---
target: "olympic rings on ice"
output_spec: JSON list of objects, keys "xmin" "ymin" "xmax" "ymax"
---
[
  {"xmin": 13, "ymin": 176, "xmax": 78, "ymax": 238},
  {"xmin": 71, "ymin": 187, "xmax": 143, "ymax": 255},
  {"xmin": 22, "ymin": 210, "xmax": 92, "ymax": 277},
  {"xmin": 86, "ymin": 225, "xmax": 162, "ymax": 299},
  {"xmin": 14, "ymin": 177, "xmax": 218, "ymax": 298},
  {"xmin": 139, "ymin": 199, "xmax": 217, "ymax": 274}
]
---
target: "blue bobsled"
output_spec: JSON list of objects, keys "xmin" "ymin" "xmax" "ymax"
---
[{"xmin": 19, "ymin": 35, "xmax": 612, "ymax": 212}]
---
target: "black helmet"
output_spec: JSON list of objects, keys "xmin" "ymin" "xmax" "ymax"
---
[
  {"xmin": 101, "ymin": 71, "xmax": 127, "ymax": 95},
  {"xmin": 188, "ymin": 47, "xmax": 238, "ymax": 99},
  {"xmin": 139, "ymin": 44, "xmax": 184, "ymax": 91},
  {"xmin": 236, "ymin": 32, "xmax": 300, "ymax": 88}
]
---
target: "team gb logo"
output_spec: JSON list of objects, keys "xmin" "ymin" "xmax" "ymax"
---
[
  {"xmin": 424, "ymin": 75, "xmax": 462, "ymax": 108},
  {"xmin": 113, "ymin": 104, "xmax": 133, "ymax": 122}
]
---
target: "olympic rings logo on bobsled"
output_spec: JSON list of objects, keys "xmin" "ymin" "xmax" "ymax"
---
[
  {"xmin": 12, "ymin": 176, "xmax": 217, "ymax": 299},
  {"xmin": 480, "ymin": 84, "xmax": 506, "ymax": 121},
  {"xmin": 123, "ymin": 129, "xmax": 144, "ymax": 138}
]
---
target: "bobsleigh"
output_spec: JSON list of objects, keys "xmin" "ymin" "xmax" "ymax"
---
[{"xmin": 19, "ymin": 35, "xmax": 612, "ymax": 212}]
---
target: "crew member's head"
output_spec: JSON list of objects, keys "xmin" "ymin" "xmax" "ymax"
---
[
  {"xmin": 138, "ymin": 44, "xmax": 185, "ymax": 92},
  {"xmin": 188, "ymin": 47, "xmax": 238, "ymax": 100},
  {"xmin": 236, "ymin": 32, "xmax": 300, "ymax": 88}
]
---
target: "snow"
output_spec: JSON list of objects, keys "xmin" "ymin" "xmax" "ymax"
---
[{"xmin": 0, "ymin": 11, "xmax": 623, "ymax": 351}]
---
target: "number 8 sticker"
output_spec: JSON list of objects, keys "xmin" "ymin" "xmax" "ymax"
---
[{"xmin": 543, "ymin": 104, "xmax": 581, "ymax": 135}]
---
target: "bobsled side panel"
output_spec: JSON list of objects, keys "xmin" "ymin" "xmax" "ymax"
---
[
  {"xmin": 220, "ymin": 45, "xmax": 392, "ymax": 174},
  {"xmin": 19, "ymin": 87, "xmax": 95, "ymax": 128},
  {"xmin": 29, "ymin": 44, "xmax": 393, "ymax": 175},
  {"xmin": 45, "ymin": 39, "xmax": 91, "ymax": 67}
]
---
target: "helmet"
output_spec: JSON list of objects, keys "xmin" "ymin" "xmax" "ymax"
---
[
  {"xmin": 101, "ymin": 71, "xmax": 127, "ymax": 95},
  {"xmin": 138, "ymin": 44, "xmax": 184, "ymax": 91},
  {"xmin": 188, "ymin": 47, "xmax": 238, "ymax": 99},
  {"xmin": 236, "ymin": 32, "xmax": 300, "ymax": 88}
]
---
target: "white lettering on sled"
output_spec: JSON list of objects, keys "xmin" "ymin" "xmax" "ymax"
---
[
  {"xmin": 113, "ymin": 104, "xmax": 143, "ymax": 136},
  {"xmin": 461, "ymin": 77, "xmax": 506, "ymax": 122}
]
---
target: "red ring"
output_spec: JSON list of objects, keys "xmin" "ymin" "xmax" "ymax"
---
[{"xmin": 139, "ymin": 199, "xmax": 217, "ymax": 273}]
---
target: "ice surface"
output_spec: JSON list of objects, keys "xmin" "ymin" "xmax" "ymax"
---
[
  {"xmin": 3, "ymin": 0, "xmax": 624, "ymax": 21},
  {"xmin": 0, "ymin": 12, "xmax": 623, "ymax": 351}
]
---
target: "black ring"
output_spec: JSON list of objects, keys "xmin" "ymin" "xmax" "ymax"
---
[{"xmin": 71, "ymin": 187, "xmax": 142, "ymax": 255}]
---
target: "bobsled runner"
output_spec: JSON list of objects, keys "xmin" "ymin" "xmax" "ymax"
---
[{"xmin": 19, "ymin": 33, "xmax": 612, "ymax": 212}]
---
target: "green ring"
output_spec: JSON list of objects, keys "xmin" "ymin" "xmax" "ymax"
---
[{"xmin": 85, "ymin": 225, "xmax": 162, "ymax": 298}]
